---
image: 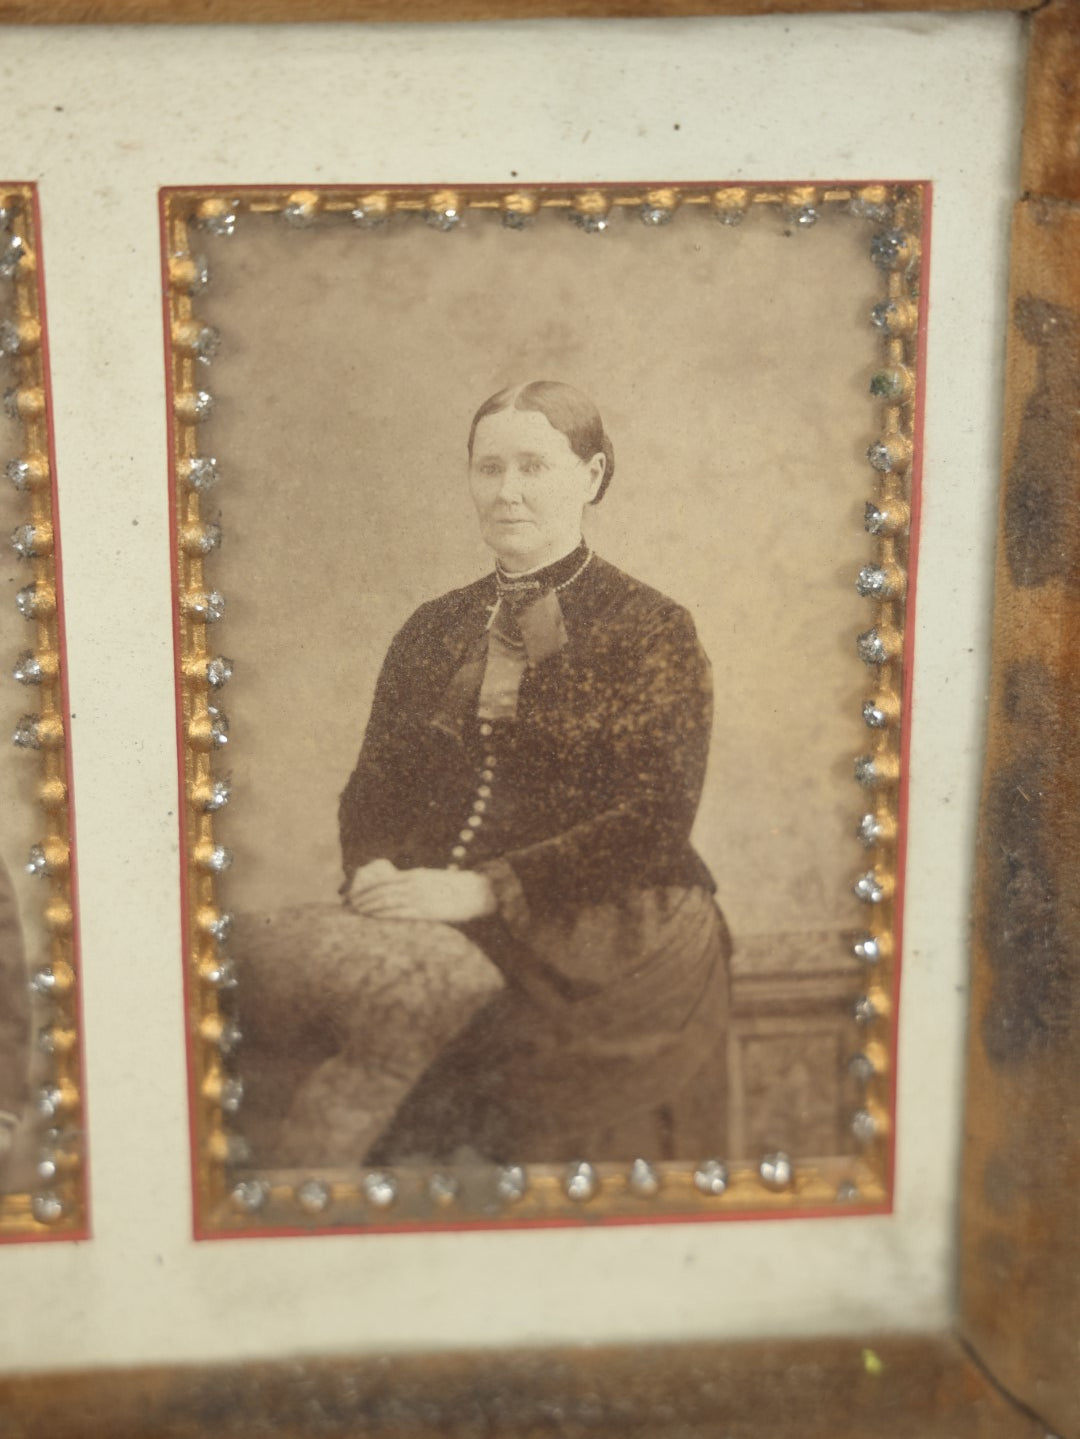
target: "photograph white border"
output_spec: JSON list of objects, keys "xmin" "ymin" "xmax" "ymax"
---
[{"xmin": 0, "ymin": 10, "xmax": 1021, "ymax": 1372}]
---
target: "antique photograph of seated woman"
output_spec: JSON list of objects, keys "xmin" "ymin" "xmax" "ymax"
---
[{"xmin": 239, "ymin": 382, "xmax": 732, "ymax": 1169}]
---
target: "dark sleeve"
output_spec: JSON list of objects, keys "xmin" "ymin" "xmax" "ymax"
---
[
  {"xmin": 338, "ymin": 615, "xmax": 428, "ymax": 884},
  {"xmin": 0, "ymin": 858, "xmax": 30, "ymax": 1117},
  {"xmin": 480, "ymin": 602, "xmax": 713, "ymax": 926}
]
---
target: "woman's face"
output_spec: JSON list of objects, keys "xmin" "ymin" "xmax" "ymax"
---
[{"xmin": 468, "ymin": 407, "xmax": 605, "ymax": 572}]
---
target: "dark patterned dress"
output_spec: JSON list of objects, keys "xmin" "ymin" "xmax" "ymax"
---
[{"xmin": 340, "ymin": 544, "xmax": 732, "ymax": 1165}]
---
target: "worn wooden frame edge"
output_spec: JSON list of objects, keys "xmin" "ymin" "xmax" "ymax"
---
[{"xmin": 1, "ymin": 0, "xmax": 1077, "ymax": 1434}]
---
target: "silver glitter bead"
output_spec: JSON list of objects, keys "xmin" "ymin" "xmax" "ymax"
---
[
  {"xmin": 864, "ymin": 503, "xmax": 889, "ymax": 535},
  {"xmin": 206, "ymin": 656, "xmax": 233, "ymax": 688},
  {"xmin": 852, "ymin": 1108, "xmax": 879, "ymax": 1143},
  {"xmin": 350, "ymin": 206, "xmax": 389, "ymax": 229},
  {"xmin": 854, "ymin": 934, "xmax": 882, "ymax": 964},
  {"xmin": 224, "ymin": 1134, "xmax": 252, "ymax": 1166},
  {"xmin": 205, "ymin": 910, "xmax": 234, "ymax": 943},
  {"xmin": 0, "ymin": 318, "xmax": 22, "ymax": 355},
  {"xmin": 198, "ymin": 208, "xmax": 237, "ymax": 237},
  {"xmin": 869, "ymin": 299, "xmax": 917, "ymax": 337},
  {"xmin": 867, "ymin": 441, "xmax": 901, "ymax": 474},
  {"xmin": 640, "ymin": 204, "xmax": 673, "ymax": 226},
  {"xmin": 628, "ymin": 1157, "xmax": 660, "ymax": 1197},
  {"xmin": 220, "ymin": 1076, "xmax": 244, "ymax": 1113},
  {"xmin": 857, "ymin": 813, "xmax": 885, "ymax": 847},
  {"xmin": 759, "ymin": 1152, "xmax": 793, "ymax": 1190},
  {"xmin": 3, "ymin": 388, "xmax": 19, "ymax": 420},
  {"xmin": 570, "ymin": 211, "xmax": 608, "ymax": 234},
  {"xmin": 231, "ymin": 1178, "xmax": 269, "ymax": 1213},
  {"xmin": 425, "ymin": 206, "xmax": 461, "ymax": 232},
  {"xmin": 36, "ymin": 1155, "xmax": 59, "ymax": 1183},
  {"xmin": 715, "ymin": 207, "xmax": 744, "ymax": 226},
  {"xmin": 854, "ymin": 754, "xmax": 882, "ymax": 786},
  {"xmin": 854, "ymin": 993, "xmax": 880, "ymax": 1024},
  {"xmin": 283, "ymin": 200, "xmax": 317, "ymax": 227},
  {"xmin": 501, "ymin": 209, "xmax": 529, "ymax": 230},
  {"xmin": 428, "ymin": 1171, "xmax": 460, "ymax": 1204},
  {"xmin": 201, "ymin": 844, "xmax": 233, "ymax": 873},
  {"xmin": 185, "ymin": 523, "xmax": 221, "ymax": 555},
  {"xmin": 848, "ymin": 1051, "xmax": 876, "ymax": 1083},
  {"xmin": 11, "ymin": 523, "xmax": 46, "ymax": 559},
  {"xmin": 215, "ymin": 1020, "xmax": 243, "ymax": 1056},
  {"xmin": 203, "ymin": 957, "xmax": 237, "ymax": 988},
  {"xmin": 12, "ymin": 651, "xmax": 43, "ymax": 685},
  {"xmin": 181, "ymin": 254, "xmax": 210, "ymax": 293},
  {"xmin": 12, "ymin": 715, "xmax": 42, "ymax": 749},
  {"xmin": 6, "ymin": 458, "xmax": 31, "ymax": 491},
  {"xmin": 693, "ymin": 1158, "xmax": 729, "ymax": 1196},
  {"xmin": 188, "ymin": 389, "xmax": 214, "ymax": 422},
  {"xmin": 296, "ymin": 1178, "xmax": 331, "ymax": 1214},
  {"xmin": 29, "ymin": 965, "xmax": 60, "ymax": 996},
  {"xmin": 870, "ymin": 369, "xmax": 908, "ymax": 401},
  {"xmin": 202, "ymin": 777, "xmax": 232, "ymax": 814},
  {"xmin": 857, "ymin": 628, "xmax": 889, "ymax": 667},
  {"xmin": 31, "ymin": 1191, "xmax": 64, "ymax": 1224},
  {"xmin": 39, "ymin": 1122, "xmax": 75, "ymax": 1145},
  {"xmin": 836, "ymin": 1180, "xmax": 860, "ymax": 1202},
  {"xmin": 36, "ymin": 1026, "xmax": 62, "ymax": 1054},
  {"xmin": 206, "ymin": 704, "xmax": 229, "ymax": 749},
  {"xmin": 15, "ymin": 584, "xmax": 41, "ymax": 619},
  {"xmin": 495, "ymin": 1164, "xmax": 528, "ymax": 1202},
  {"xmin": 187, "ymin": 326, "xmax": 220, "ymax": 365},
  {"xmin": 854, "ymin": 871, "xmax": 886, "ymax": 904},
  {"xmin": 849, "ymin": 197, "xmax": 891, "ymax": 223},
  {"xmin": 0, "ymin": 234, "xmax": 25, "ymax": 278},
  {"xmin": 25, "ymin": 843, "xmax": 49, "ymax": 877},
  {"xmin": 870, "ymin": 300, "xmax": 895, "ymax": 332},
  {"xmin": 565, "ymin": 1160, "xmax": 598, "ymax": 1202},
  {"xmin": 791, "ymin": 205, "xmax": 818, "ymax": 227},
  {"xmin": 862, "ymin": 700, "xmax": 889, "ymax": 730},
  {"xmin": 363, "ymin": 1170, "xmax": 397, "ymax": 1208},
  {"xmin": 184, "ymin": 456, "xmax": 219, "ymax": 492},
  {"xmin": 856, "ymin": 565, "xmax": 889, "ymax": 599},
  {"xmin": 870, "ymin": 229, "xmax": 907, "ymax": 269},
  {"xmin": 36, "ymin": 1083, "xmax": 63, "ymax": 1119},
  {"xmin": 188, "ymin": 590, "xmax": 226, "ymax": 623}
]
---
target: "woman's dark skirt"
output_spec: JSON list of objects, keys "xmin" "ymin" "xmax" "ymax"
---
[{"xmin": 366, "ymin": 885, "xmax": 732, "ymax": 1166}]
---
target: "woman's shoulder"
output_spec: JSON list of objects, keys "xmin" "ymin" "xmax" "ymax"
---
[
  {"xmin": 584, "ymin": 556, "xmax": 698, "ymax": 633},
  {"xmin": 388, "ymin": 572, "xmax": 494, "ymax": 648}
]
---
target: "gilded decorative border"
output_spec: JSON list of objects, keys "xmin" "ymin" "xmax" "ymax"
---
[
  {"xmin": 164, "ymin": 181, "xmax": 925, "ymax": 1235},
  {"xmin": 0, "ymin": 184, "xmax": 86, "ymax": 1240}
]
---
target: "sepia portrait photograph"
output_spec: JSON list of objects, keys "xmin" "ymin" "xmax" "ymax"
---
[{"xmin": 166, "ymin": 181, "xmax": 924, "ymax": 1232}]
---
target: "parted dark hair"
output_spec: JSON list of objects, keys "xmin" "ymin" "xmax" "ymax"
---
[{"xmin": 467, "ymin": 380, "xmax": 616, "ymax": 504}]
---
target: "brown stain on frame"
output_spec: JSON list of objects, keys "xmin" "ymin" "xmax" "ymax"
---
[
  {"xmin": 0, "ymin": 1337, "xmax": 1046, "ymax": 1438},
  {"xmin": 961, "ymin": 4, "xmax": 1080, "ymax": 1435},
  {"xmin": 1002, "ymin": 294, "xmax": 1080, "ymax": 589},
  {"xmin": 0, "ymin": 0, "xmax": 1036, "ymax": 20}
]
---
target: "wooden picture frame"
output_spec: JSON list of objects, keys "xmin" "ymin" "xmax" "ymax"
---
[{"xmin": 0, "ymin": 1, "xmax": 1075, "ymax": 1435}]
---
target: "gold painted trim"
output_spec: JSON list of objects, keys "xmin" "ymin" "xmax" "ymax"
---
[
  {"xmin": 165, "ymin": 181, "xmax": 923, "ymax": 1234},
  {"xmin": 0, "ymin": 183, "xmax": 86, "ymax": 1240}
]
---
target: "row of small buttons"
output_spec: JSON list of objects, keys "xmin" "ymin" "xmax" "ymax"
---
[{"xmin": 448, "ymin": 722, "xmax": 498, "ymax": 870}]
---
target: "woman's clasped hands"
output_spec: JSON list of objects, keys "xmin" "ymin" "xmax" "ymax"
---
[{"xmin": 345, "ymin": 858, "xmax": 497, "ymax": 924}]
